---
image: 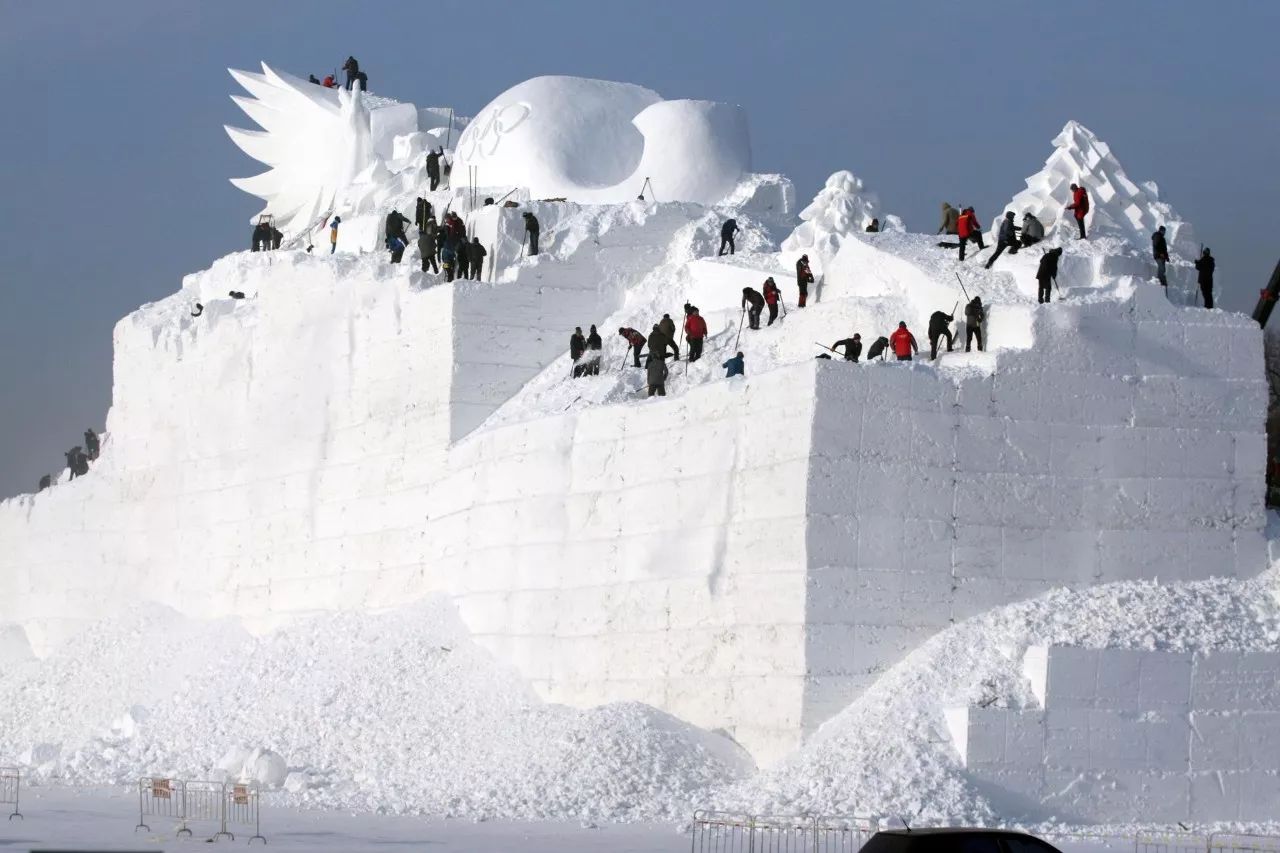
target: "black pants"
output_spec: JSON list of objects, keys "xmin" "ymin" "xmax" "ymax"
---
[
  {"xmin": 631, "ymin": 343, "xmax": 644, "ymax": 367},
  {"xmin": 718, "ymin": 235, "xmax": 735, "ymax": 255},
  {"xmin": 429, "ymin": 173, "xmax": 440, "ymax": 191},
  {"xmin": 528, "ymin": 231, "xmax": 539, "ymax": 255},
  {"xmin": 959, "ymin": 233, "xmax": 985, "ymax": 260},
  {"xmin": 648, "ymin": 383, "xmax": 666, "ymax": 397},
  {"xmin": 767, "ymin": 303, "xmax": 779, "ymax": 325},
  {"xmin": 985, "ymin": 239, "xmax": 1017, "ymax": 268},
  {"xmin": 1076, "ymin": 216, "xmax": 1087, "ymax": 239},
  {"xmin": 688, "ymin": 337, "xmax": 704, "ymax": 361},
  {"xmin": 1038, "ymin": 278, "xmax": 1052, "ymax": 303},
  {"xmin": 330, "ymin": 243, "xmax": 336, "ymax": 255},
  {"xmin": 929, "ymin": 330, "xmax": 953, "ymax": 360},
  {"xmin": 584, "ymin": 354, "xmax": 600, "ymax": 376},
  {"xmin": 966, "ymin": 325, "xmax": 984, "ymax": 352},
  {"xmin": 747, "ymin": 306, "xmax": 762, "ymax": 329},
  {"xmin": 798, "ymin": 282, "xmax": 808, "ymax": 307},
  {"xmin": 421, "ymin": 254, "xmax": 438, "ymax": 273},
  {"xmin": 897, "ymin": 353, "xmax": 913, "ymax": 361},
  {"xmin": 1156, "ymin": 258, "xmax": 1167, "ymax": 287},
  {"xmin": 345, "ymin": 71, "xmax": 356, "ymax": 90},
  {"xmin": 390, "ymin": 248, "xmax": 404, "ymax": 264},
  {"xmin": 457, "ymin": 257, "xmax": 469, "ymax": 278},
  {"xmin": 470, "ymin": 262, "xmax": 483, "ymax": 280},
  {"xmin": 1201, "ymin": 283, "xmax": 1214, "ymax": 309},
  {"xmin": 444, "ymin": 263, "xmax": 454, "ymax": 282}
]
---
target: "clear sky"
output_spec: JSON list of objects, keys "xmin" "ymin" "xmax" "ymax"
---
[{"xmin": 1, "ymin": 1, "xmax": 1277, "ymax": 497}]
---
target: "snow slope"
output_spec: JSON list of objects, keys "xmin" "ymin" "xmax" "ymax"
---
[{"xmin": 0, "ymin": 71, "xmax": 1270, "ymax": 824}]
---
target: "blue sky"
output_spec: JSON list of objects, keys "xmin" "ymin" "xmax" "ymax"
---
[{"xmin": 1, "ymin": 1, "xmax": 1277, "ymax": 496}]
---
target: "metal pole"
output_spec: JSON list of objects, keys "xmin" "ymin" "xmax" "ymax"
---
[
  {"xmin": 445, "ymin": 107, "xmax": 454, "ymax": 151},
  {"xmin": 733, "ymin": 306, "xmax": 746, "ymax": 351},
  {"xmin": 954, "ymin": 272, "xmax": 971, "ymax": 302}
]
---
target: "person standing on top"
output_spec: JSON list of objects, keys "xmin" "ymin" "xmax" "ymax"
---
[
  {"xmin": 741, "ymin": 286, "xmax": 765, "ymax": 330},
  {"xmin": 718, "ymin": 218, "xmax": 739, "ymax": 255},
  {"xmin": 584, "ymin": 325, "xmax": 603, "ymax": 375},
  {"xmin": 329, "ymin": 216, "xmax": 341, "ymax": 255},
  {"xmin": 251, "ymin": 220, "xmax": 272, "ymax": 252},
  {"xmin": 646, "ymin": 356, "xmax": 669, "ymax": 397},
  {"xmin": 957, "ymin": 207, "xmax": 985, "ymax": 261},
  {"xmin": 1036, "ymin": 247, "xmax": 1063, "ymax": 303},
  {"xmin": 647, "ymin": 323, "xmax": 678, "ymax": 363},
  {"xmin": 419, "ymin": 217, "xmax": 438, "ymax": 273},
  {"xmin": 426, "ymin": 147, "xmax": 443, "ymax": 192},
  {"xmin": 723, "ymin": 351, "xmax": 745, "ymax": 378},
  {"xmin": 1066, "ymin": 183, "xmax": 1090, "ymax": 239},
  {"xmin": 84, "ymin": 428, "xmax": 100, "ymax": 461},
  {"xmin": 865, "ymin": 218, "xmax": 880, "ymax": 233},
  {"xmin": 927, "ymin": 309, "xmax": 954, "ymax": 359},
  {"xmin": 1020, "ymin": 212, "xmax": 1045, "ymax": 247},
  {"xmin": 795, "ymin": 254, "xmax": 815, "ymax": 307},
  {"xmin": 763, "ymin": 277, "xmax": 781, "ymax": 325},
  {"xmin": 468, "ymin": 238, "xmax": 487, "ymax": 280},
  {"xmin": 684, "ymin": 307, "xmax": 708, "ymax": 362},
  {"xmin": 938, "ymin": 202, "xmax": 960, "ymax": 235},
  {"xmin": 1195, "ymin": 248, "xmax": 1216, "ymax": 308},
  {"xmin": 569, "ymin": 327, "xmax": 587, "ymax": 378},
  {"xmin": 523, "ymin": 211, "xmax": 540, "ymax": 255},
  {"xmin": 658, "ymin": 313, "xmax": 678, "ymax": 353},
  {"xmin": 985, "ymin": 212, "xmax": 1021, "ymax": 269},
  {"xmin": 1152, "ymin": 225, "xmax": 1170, "ymax": 287},
  {"xmin": 964, "ymin": 296, "xmax": 986, "ymax": 352},
  {"xmin": 619, "ymin": 326, "xmax": 646, "ymax": 367},
  {"xmin": 832, "ymin": 334, "xmax": 862, "ymax": 362},
  {"xmin": 889, "ymin": 321, "xmax": 918, "ymax": 361},
  {"xmin": 342, "ymin": 56, "xmax": 360, "ymax": 91}
]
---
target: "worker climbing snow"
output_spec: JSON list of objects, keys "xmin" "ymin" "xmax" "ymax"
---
[
  {"xmin": 964, "ymin": 297, "xmax": 986, "ymax": 352},
  {"xmin": 684, "ymin": 307, "xmax": 708, "ymax": 362},
  {"xmin": 385, "ymin": 210, "xmax": 411, "ymax": 249},
  {"xmin": 329, "ymin": 216, "xmax": 341, "ymax": 255},
  {"xmin": 928, "ymin": 309, "xmax": 954, "ymax": 359},
  {"xmin": 796, "ymin": 255, "xmax": 815, "ymax": 307},
  {"xmin": 1066, "ymin": 183, "xmax": 1090, "ymax": 239},
  {"xmin": 832, "ymin": 334, "xmax": 862, "ymax": 362},
  {"xmin": 723, "ymin": 351, "xmax": 745, "ymax": 378},
  {"xmin": 718, "ymin": 218, "xmax": 738, "ymax": 256},
  {"xmin": 647, "ymin": 357, "xmax": 669, "ymax": 397},
  {"xmin": 426, "ymin": 147, "xmax": 443, "ymax": 191},
  {"xmin": 1020, "ymin": 212, "xmax": 1044, "ymax": 247},
  {"xmin": 658, "ymin": 313, "xmax": 678, "ymax": 354},
  {"xmin": 1195, "ymin": 248, "xmax": 1216, "ymax": 308},
  {"xmin": 957, "ymin": 207, "xmax": 985, "ymax": 261},
  {"xmin": 985, "ymin": 212, "xmax": 1020, "ymax": 269},
  {"xmin": 84, "ymin": 428, "xmax": 100, "ymax": 461},
  {"xmin": 619, "ymin": 327, "xmax": 646, "ymax": 368},
  {"xmin": 741, "ymin": 287, "xmax": 765, "ymax": 330},
  {"xmin": 569, "ymin": 327, "xmax": 587, "ymax": 378},
  {"xmin": 419, "ymin": 218, "xmax": 439, "ymax": 273},
  {"xmin": 647, "ymin": 323, "xmax": 678, "ymax": 363},
  {"xmin": 763, "ymin": 278, "xmax": 782, "ymax": 325},
  {"xmin": 1036, "ymin": 247, "xmax": 1063, "ymax": 304},
  {"xmin": 890, "ymin": 321, "xmax": 918, "ymax": 361},
  {"xmin": 866, "ymin": 218, "xmax": 880, "ymax": 233}
]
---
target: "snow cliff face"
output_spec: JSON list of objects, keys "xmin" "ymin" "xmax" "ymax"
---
[{"xmin": 0, "ymin": 79, "xmax": 1268, "ymax": 810}]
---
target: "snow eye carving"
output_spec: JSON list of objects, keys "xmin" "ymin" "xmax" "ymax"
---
[{"xmin": 459, "ymin": 101, "xmax": 532, "ymax": 161}]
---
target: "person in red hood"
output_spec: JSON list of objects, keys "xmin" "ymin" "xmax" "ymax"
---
[
  {"xmin": 889, "ymin": 321, "xmax": 918, "ymax": 361},
  {"xmin": 956, "ymin": 207, "xmax": 986, "ymax": 261},
  {"xmin": 795, "ymin": 255, "xmax": 814, "ymax": 307},
  {"xmin": 684, "ymin": 308, "xmax": 708, "ymax": 362},
  {"xmin": 762, "ymin": 277, "xmax": 781, "ymax": 325},
  {"xmin": 1066, "ymin": 183, "xmax": 1090, "ymax": 239},
  {"xmin": 618, "ymin": 326, "xmax": 646, "ymax": 368}
]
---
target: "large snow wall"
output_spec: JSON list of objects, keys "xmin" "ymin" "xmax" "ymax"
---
[{"xmin": 0, "ymin": 229, "xmax": 1265, "ymax": 767}]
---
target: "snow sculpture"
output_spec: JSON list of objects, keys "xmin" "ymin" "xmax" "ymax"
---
[
  {"xmin": 453, "ymin": 76, "xmax": 751, "ymax": 205},
  {"xmin": 1004, "ymin": 120, "xmax": 1197, "ymax": 257},
  {"xmin": 781, "ymin": 170, "xmax": 881, "ymax": 262},
  {"xmin": 226, "ymin": 64, "xmax": 379, "ymax": 237}
]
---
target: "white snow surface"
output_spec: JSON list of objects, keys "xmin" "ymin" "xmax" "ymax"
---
[{"xmin": 781, "ymin": 170, "xmax": 883, "ymax": 265}]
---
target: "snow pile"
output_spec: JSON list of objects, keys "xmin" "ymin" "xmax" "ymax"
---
[
  {"xmin": 717, "ymin": 568, "xmax": 1280, "ymax": 823},
  {"xmin": 0, "ymin": 600, "xmax": 751, "ymax": 822},
  {"xmin": 454, "ymin": 75, "xmax": 751, "ymax": 205},
  {"xmin": 781, "ymin": 170, "xmax": 882, "ymax": 264},
  {"xmin": 1003, "ymin": 121, "xmax": 1198, "ymax": 257}
]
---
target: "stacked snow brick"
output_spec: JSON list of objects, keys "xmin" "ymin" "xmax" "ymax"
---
[
  {"xmin": 1005, "ymin": 120, "xmax": 1198, "ymax": 258},
  {"xmin": 782, "ymin": 170, "xmax": 882, "ymax": 265},
  {"xmin": 947, "ymin": 645, "xmax": 1280, "ymax": 822}
]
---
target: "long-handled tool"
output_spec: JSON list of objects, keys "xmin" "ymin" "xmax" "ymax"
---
[
  {"xmin": 954, "ymin": 273, "xmax": 971, "ymax": 302},
  {"xmin": 733, "ymin": 306, "xmax": 746, "ymax": 351}
]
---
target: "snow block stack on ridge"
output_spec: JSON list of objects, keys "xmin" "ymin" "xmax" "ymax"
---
[
  {"xmin": 781, "ymin": 170, "xmax": 881, "ymax": 267},
  {"xmin": 947, "ymin": 645, "xmax": 1280, "ymax": 822}
]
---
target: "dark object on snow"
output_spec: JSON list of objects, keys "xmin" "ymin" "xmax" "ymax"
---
[
  {"xmin": 251, "ymin": 221, "xmax": 273, "ymax": 252},
  {"xmin": 865, "ymin": 218, "xmax": 880, "ymax": 233},
  {"xmin": 522, "ymin": 212, "xmax": 540, "ymax": 255},
  {"xmin": 928, "ymin": 310, "xmax": 954, "ymax": 359},
  {"xmin": 859, "ymin": 827, "xmax": 1067, "ymax": 853},
  {"xmin": 229, "ymin": 291, "xmax": 246, "ymax": 299},
  {"xmin": 796, "ymin": 255, "xmax": 814, "ymax": 307},
  {"xmin": 65, "ymin": 446, "xmax": 88, "ymax": 479},
  {"xmin": 646, "ymin": 357, "xmax": 668, "ymax": 397},
  {"xmin": 1195, "ymin": 249, "xmax": 1216, "ymax": 309},
  {"xmin": 385, "ymin": 210, "xmax": 411, "ymax": 244},
  {"xmin": 985, "ymin": 212, "xmax": 1020, "ymax": 269},
  {"xmin": 647, "ymin": 324, "xmax": 678, "ymax": 363},
  {"xmin": 1250, "ymin": 257, "xmax": 1280, "ymax": 328},
  {"xmin": 425, "ymin": 148, "xmax": 443, "ymax": 191},
  {"xmin": 342, "ymin": 56, "xmax": 360, "ymax": 90},
  {"xmin": 723, "ymin": 352, "xmax": 745, "ymax": 378},
  {"xmin": 38, "ymin": 474, "xmax": 51, "ymax": 491},
  {"xmin": 718, "ymin": 218, "xmax": 738, "ymax": 255},
  {"xmin": 191, "ymin": 303, "xmax": 203, "ymax": 317},
  {"xmin": 741, "ymin": 287, "xmax": 765, "ymax": 329},
  {"xmin": 866, "ymin": 336, "xmax": 890, "ymax": 361},
  {"xmin": 468, "ymin": 238, "xmax": 487, "ymax": 280},
  {"xmin": 309, "ymin": 74, "xmax": 321, "ymax": 85},
  {"xmin": 84, "ymin": 428, "xmax": 100, "ymax": 461},
  {"xmin": 1152, "ymin": 226, "xmax": 1170, "ymax": 287},
  {"xmin": 965, "ymin": 297, "xmax": 986, "ymax": 352},
  {"xmin": 1036, "ymin": 248, "xmax": 1063, "ymax": 304}
]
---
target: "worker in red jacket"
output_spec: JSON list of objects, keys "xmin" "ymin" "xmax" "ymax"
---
[
  {"xmin": 1066, "ymin": 183, "xmax": 1090, "ymax": 239},
  {"xmin": 956, "ymin": 207, "xmax": 986, "ymax": 261},
  {"xmin": 889, "ymin": 321, "xmax": 918, "ymax": 361},
  {"xmin": 795, "ymin": 255, "xmax": 815, "ymax": 307},
  {"xmin": 618, "ymin": 326, "xmax": 646, "ymax": 367},
  {"xmin": 762, "ymin": 277, "xmax": 781, "ymax": 325},
  {"xmin": 684, "ymin": 308, "xmax": 708, "ymax": 362}
]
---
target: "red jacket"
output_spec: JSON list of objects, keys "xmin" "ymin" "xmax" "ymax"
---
[
  {"xmin": 684, "ymin": 314, "xmax": 708, "ymax": 339},
  {"xmin": 957, "ymin": 211, "xmax": 977, "ymax": 238},
  {"xmin": 763, "ymin": 280, "xmax": 779, "ymax": 305},
  {"xmin": 890, "ymin": 327, "xmax": 917, "ymax": 357},
  {"xmin": 1069, "ymin": 186, "xmax": 1089, "ymax": 218},
  {"xmin": 621, "ymin": 328, "xmax": 645, "ymax": 346}
]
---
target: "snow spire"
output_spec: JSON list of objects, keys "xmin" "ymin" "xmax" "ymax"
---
[
  {"xmin": 225, "ymin": 63, "xmax": 376, "ymax": 238},
  {"xmin": 1003, "ymin": 120, "xmax": 1197, "ymax": 258},
  {"xmin": 781, "ymin": 171, "xmax": 884, "ymax": 263}
]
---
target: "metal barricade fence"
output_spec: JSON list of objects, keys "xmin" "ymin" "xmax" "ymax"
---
[
  {"xmin": 225, "ymin": 782, "xmax": 266, "ymax": 844},
  {"xmin": 691, "ymin": 810, "xmax": 876, "ymax": 853},
  {"xmin": 1210, "ymin": 835, "xmax": 1280, "ymax": 853},
  {"xmin": 136, "ymin": 777, "xmax": 265, "ymax": 842},
  {"xmin": 0, "ymin": 766, "xmax": 21, "ymax": 820}
]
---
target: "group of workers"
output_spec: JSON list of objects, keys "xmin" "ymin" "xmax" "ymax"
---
[{"xmin": 35, "ymin": 429, "xmax": 100, "ymax": 494}]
